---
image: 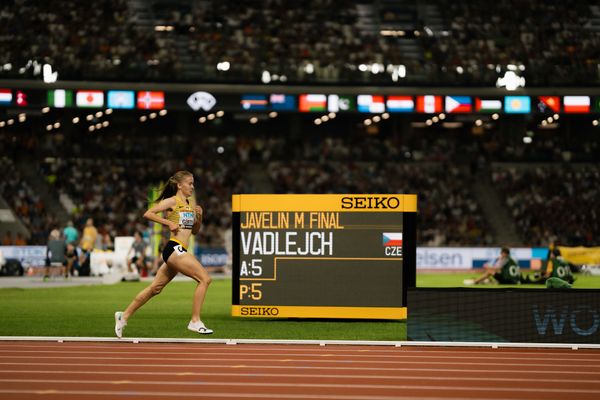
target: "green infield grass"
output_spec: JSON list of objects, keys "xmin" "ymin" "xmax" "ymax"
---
[{"xmin": 0, "ymin": 273, "xmax": 598, "ymax": 340}]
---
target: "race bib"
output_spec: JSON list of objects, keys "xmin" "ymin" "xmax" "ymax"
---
[{"xmin": 179, "ymin": 211, "xmax": 195, "ymax": 229}]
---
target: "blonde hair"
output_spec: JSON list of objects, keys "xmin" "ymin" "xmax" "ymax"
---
[{"xmin": 156, "ymin": 170, "xmax": 193, "ymax": 201}]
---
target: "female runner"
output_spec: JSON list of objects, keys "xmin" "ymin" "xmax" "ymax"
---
[{"xmin": 115, "ymin": 170, "xmax": 213, "ymax": 337}]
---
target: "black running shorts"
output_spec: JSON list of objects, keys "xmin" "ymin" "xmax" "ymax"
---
[{"xmin": 162, "ymin": 240, "xmax": 187, "ymax": 262}]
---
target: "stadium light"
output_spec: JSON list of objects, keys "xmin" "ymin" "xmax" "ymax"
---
[
  {"xmin": 0, "ymin": 121, "xmax": 5, "ymax": 127},
  {"xmin": 250, "ymin": 117, "xmax": 258, "ymax": 124},
  {"xmin": 42, "ymin": 107, "xmax": 50, "ymax": 113},
  {"xmin": 496, "ymin": 71, "xmax": 525, "ymax": 91},
  {"xmin": 593, "ymin": 120, "xmax": 599, "ymax": 126},
  {"xmin": 72, "ymin": 117, "xmax": 79, "ymax": 124},
  {"xmin": 53, "ymin": 122, "xmax": 60, "ymax": 129},
  {"xmin": 216, "ymin": 110, "xmax": 225, "ymax": 117},
  {"xmin": 7, "ymin": 119, "xmax": 14, "ymax": 125},
  {"xmin": 523, "ymin": 136, "xmax": 533, "ymax": 144}
]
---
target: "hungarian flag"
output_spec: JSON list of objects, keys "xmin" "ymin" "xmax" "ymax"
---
[
  {"xmin": 537, "ymin": 96, "xmax": 560, "ymax": 113},
  {"xmin": 76, "ymin": 90, "xmax": 104, "ymax": 108},
  {"xmin": 563, "ymin": 96, "xmax": 590, "ymax": 113},
  {"xmin": 416, "ymin": 95, "xmax": 443, "ymax": 113},
  {"xmin": 445, "ymin": 96, "xmax": 472, "ymax": 113},
  {"xmin": 137, "ymin": 91, "xmax": 165, "ymax": 109},
  {"xmin": 299, "ymin": 94, "xmax": 326, "ymax": 112},
  {"xmin": 48, "ymin": 89, "xmax": 73, "ymax": 108},
  {"xmin": 475, "ymin": 98, "xmax": 502, "ymax": 112}
]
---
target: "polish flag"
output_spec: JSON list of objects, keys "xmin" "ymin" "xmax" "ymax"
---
[{"xmin": 563, "ymin": 96, "xmax": 590, "ymax": 113}]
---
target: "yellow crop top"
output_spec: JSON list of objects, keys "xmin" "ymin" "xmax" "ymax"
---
[{"xmin": 165, "ymin": 196, "xmax": 195, "ymax": 230}]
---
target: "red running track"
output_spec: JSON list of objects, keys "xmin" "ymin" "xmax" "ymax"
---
[{"xmin": 0, "ymin": 341, "xmax": 599, "ymax": 400}]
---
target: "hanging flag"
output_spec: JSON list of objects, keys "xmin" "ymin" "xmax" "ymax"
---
[
  {"xmin": 504, "ymin": 96, "xmax": 531, "ymax": 113},
  {"xmin": 76, "ymin": 90, "xmax": 104, "ymax": 108},
  {"xmin": 445, "ymin": 96, "xmax": 472, "ymax": 113},
  {"xmin": 15, "ymin": 91, "xmax": 28, "ymax": 106},
  {"xmin": 241, "ymin": 94, "xmax": 268, "ymax": 110},
  {"xmin": 357, "ymin": 95, "xmax": 385, "ymax": 113},
  {"xmin": 386, "ymin": 96, "xmax": 414, "ymax": 112},
  {"xmin": 107, "ymin": 90, "xmax": 135, "ymax": 109},
  {"xmin": 270, "ymin": 94, "xmax": 296, "ymax": 111},
  {"xmin": 327, "ymin": 95, "xmax": 354, "ymax": 112},
  {"xmin": 0, "ymin": 89, "xmax": 12, "ymax": 105},
  {"xmin": 563, "ymin": 96, "xmax": 590, "ymax": 113},
  {"xmin": 415, "ymin": 95, "xmax": 443, "ymax": 113},
  {"xmin": 48, "ymin": 89, "xmax": 74, "ymax": 108},
  {"xmin": 137, "ymin": 91, "xmax": 165, "ymax": 109},
  {"xmin": 299, "ymin": 94, "xmax": 327, "ymax": 112},
  {"xmin": 536, "ymin": 96, "xmax": 560, "ymax": 113},
  {"xmin": 475, "ymin": 98, "xmax": 502, "ymax": 112}
]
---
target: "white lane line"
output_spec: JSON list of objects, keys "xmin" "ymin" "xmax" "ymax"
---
[
  {"xmin": 0, "ymin": 343, "xmax": 597, "ymax": 358},
  {"xmin": 0, "ymin": 369, "xmax": 599, "ymax": 384},
  {"xmin": 1, "ymin": 349, "xmax": 598, "ymax": 362},
  {"xmin": 1, "ymin": 378, "xmax": 599, "ymax": 394},
  {"xmin": 0, "ymin": 354, "xmax": 598, "ymax": 368},
  {"xmin": 0, "ymin": 389, "xmax": 499, "ymax": 400},
  {"xmin": 2, "ymin": 361, "xmax": 600, "ymax": 375}
]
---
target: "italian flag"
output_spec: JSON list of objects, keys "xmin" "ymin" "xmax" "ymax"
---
[
  {"xmin": 47, "ymin": 90, "xmax": 73, "ymax": 108},
  {"xmin": 76, "ymin": 90, "xmax": 104, "ymax": 108}
]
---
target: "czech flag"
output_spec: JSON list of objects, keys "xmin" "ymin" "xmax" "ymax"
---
[
  {"xmin": 382, "ymin": 232, "xmax": 403, "ymax": 247},
  {"xmin": 445, "ymin": 96, "xmax": 472, "ymax": 113}
]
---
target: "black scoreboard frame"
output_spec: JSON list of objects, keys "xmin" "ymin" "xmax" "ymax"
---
[{"xmin": 231, "ymin": 194, "xmax": 416, "ymax": 319}]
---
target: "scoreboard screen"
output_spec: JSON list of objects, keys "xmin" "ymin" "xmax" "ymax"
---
[{"xmin": 231, "ymin": 194, "xmax": 417, "ymax": 320}]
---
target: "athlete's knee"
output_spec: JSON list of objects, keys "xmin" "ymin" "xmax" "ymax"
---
[{"xmin": 149, "ymin": 283, "xmax": 165, "ymax": 296}]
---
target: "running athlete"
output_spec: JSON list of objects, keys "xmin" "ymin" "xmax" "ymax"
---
[{"xmin": 114, "ymin": 170, "xmax": 213, "ymax": 337}]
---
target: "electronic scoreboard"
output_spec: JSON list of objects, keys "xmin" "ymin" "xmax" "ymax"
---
[{"xmin": 231, "ymin": 194, "xmax": 416, "ymax": 319}]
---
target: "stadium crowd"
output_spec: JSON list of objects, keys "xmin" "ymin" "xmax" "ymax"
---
[
  {"xmin": 1, "ymin": 0, "xmax": 598, "ymax": 85},
  {"xmin": 492, "ymin": 164, "xmax": 600, "ymax": 247}
]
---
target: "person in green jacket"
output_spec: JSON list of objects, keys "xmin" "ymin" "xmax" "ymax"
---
[
  {"xmin": 529, "ymin": 248, "xmax": 575, "ymax": 284},
  {"xmin": 464, "ymin": 247, "xmax": 521, "ymax": 285}
]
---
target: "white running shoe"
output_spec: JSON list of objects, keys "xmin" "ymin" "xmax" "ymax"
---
[
  {"xmin": 114, "ymin": 311, "xmax": 127, "ymax": 338},
  {"xmin": 463, "ymin": 279, "xmax": 475, "ymax": 286},
  {"xmin": 187, "ymin": 320, "xmax": 213, "ymax": 334}
]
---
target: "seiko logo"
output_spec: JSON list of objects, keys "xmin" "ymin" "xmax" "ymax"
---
[
  {"xmin": 240, "ymin": 307, "xmax": 280, "ymax": 316},
  {"xmin": 341, "ymin": 196, "xmax": 400, "ymax": 209}
]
